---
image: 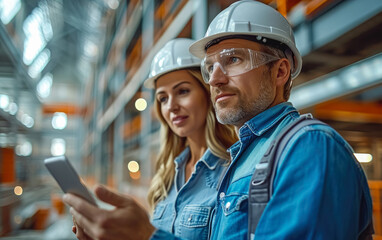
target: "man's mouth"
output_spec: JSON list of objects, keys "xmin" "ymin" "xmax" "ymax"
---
[{"xmin": 215, "ymin": 93, "xmax": 235, "ymax": 103}]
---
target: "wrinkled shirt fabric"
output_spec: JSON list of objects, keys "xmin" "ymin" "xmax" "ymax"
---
[
  {"xmin": 151, "ymin": 102, "xmax": 373, "ymax": 240},
  {"xmin": 151, "ymin": 147, "xmax": 227, "ymax": 240}
]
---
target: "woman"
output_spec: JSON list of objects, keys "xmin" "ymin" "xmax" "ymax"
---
[
  {"xmin": 64, "ymin": 38, "xmax": 237, "ymax": 240},
  {"xmin": 144, "ymin": 38, "xmax": 237, "ymax": 239}
]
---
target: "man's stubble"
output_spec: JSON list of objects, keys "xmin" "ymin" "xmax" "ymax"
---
[{"xmin": 213, "ymin": 73, "xmax": 274, "ymax": 127}]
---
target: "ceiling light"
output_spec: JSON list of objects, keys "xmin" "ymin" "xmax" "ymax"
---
[
  {"xmin": 84, "ymin": 39, "xmax": 98, "ymax": 58},
  {"xmin": 21, "ymin": 113, "xmax": 34, "ymax": 128},
  {"xmin": 8, "ymin": 102, "xmax": 18, "ymax": 115},
  {"xmin": 0, "ymin": 94, "xmax": 9, "ymax": 109},
  {"xmin": 0, "ymin": 0, "xmax": 21, "ymax": 25},
  {"xmin": 135, "ymin": 98, "xmax": 147, "ymax": 111},
  {"xmin": 37, "ymin": 73, "xmax": 53, "ymax": 98},
  {"xmin": 51, "ymin": 138, "xmax": 66, "ymax": 156},
  {"xmin": 28, "ymin": 49, "xmax": 51, "ymax": 78},
  {"xmin": 354, "ymin": 153, "xmax": 373, "ymax": 163},
  {"xmin": 14, "ymin": 186, "xmax": 23, "ymax": 196},
  {"xmin": 52, "ymin": 112, "xmax": 67, "ymax": 130},
  {"xmin": 23, "ymin": 5, "xmax": 53, "ymax": 65},
  {"xmin": 16, "ymin": 141, "xmax": 32, "ymax": 156},
  {"xmin": 127, "ymin": 160, "xmax": 139, "ymax": 173},
  {"xmin": 106, "ymin": 0, "xmax": 119, "ymax": 9}
]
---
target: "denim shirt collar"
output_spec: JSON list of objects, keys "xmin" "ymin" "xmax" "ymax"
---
[
  {"xmin": 174, "ymin": 147, "xmax": 190, "ymax": 171},
  {"xmin": 199, "ymin": 148, "xmax": 221, "ymax": 170},
  {"xmin": 174, "ymin": 146, "xmax": 221, "ymax": 170},
  {"xmin": 228, "ymin": 102, "xmax": 298, "ymax": 154}
]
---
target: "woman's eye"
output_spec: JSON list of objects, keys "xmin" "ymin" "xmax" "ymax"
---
[
  {"xmin": 179, "ymin": 89, "xmax": 190, "ymax": 95},
  {"xmin": 158, "ymin": 96, "xmax": 167, "ymax": 103}
]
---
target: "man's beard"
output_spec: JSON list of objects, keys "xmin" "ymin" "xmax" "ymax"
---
[{"xmin": 213, "ymin": 76, "xmax": 274, "ymax": 127}]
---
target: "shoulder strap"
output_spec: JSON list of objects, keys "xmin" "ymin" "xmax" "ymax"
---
[
  {"xmin": 248, "ymin": 114, "xmax": 326, "ymax": 240},
  {"xmin": 358, "ymin": 221, "xmax": 374, "ymax": 240}
]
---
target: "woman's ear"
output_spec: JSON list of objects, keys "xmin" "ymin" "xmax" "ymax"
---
[{"xmin": 274, "ymin": 58, "xmax": 291, "ymax": 87}]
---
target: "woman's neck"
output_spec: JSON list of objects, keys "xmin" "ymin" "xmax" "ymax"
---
[
  {"xmin": 187, "ymin": 137, "xmax": 207, "ymax": 166},
  {"xmin": 184, "ymin": 137, "xmax": 207, "ymax": 183}
]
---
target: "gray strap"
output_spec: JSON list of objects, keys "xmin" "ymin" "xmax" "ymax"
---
[
  {"xmin": 358, "ymin": 219, "xmax": 374, "ymax": 240},
  {"xmin": 269, "ymin": 115, "xmax": 327, "ymax": 195},
  {"xmin": 248, "ymin": 114, "xmax": 326, "ymax": 239}
]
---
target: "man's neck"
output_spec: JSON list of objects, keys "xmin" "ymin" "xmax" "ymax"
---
[{"xmin": 234, "ymin": 100, "xmax": 287, "ymax": 132}]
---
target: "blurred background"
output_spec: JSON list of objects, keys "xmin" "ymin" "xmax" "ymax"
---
[{"xmin": 0, "ymin": 0, "xmax": 381, "ymax": 239}]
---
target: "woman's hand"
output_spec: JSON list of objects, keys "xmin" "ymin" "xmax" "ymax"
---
[{"xmin": 63, "ymin": 185, "xmax": 156, "ymax": 240}]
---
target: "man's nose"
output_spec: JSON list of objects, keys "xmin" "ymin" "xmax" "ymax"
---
[{"xmin": 209, "ymin": 63, "xmax": 228, "ymax": 86}]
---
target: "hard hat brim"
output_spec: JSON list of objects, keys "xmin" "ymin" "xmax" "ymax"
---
[{"xmin": 143, "ymin": 63, "xmax": 201, "ymax": 89}]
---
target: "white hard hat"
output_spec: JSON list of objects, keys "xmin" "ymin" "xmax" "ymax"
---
[
  {"xmin": 144, "ymin": 38, "xmax": 201, "ymax": 88},
  {"xmin": 189, "ymin": 0, "xmax": 302, "ymax": 79}
]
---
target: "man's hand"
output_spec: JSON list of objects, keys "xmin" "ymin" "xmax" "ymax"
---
[{"xmin": 63, "ymin": 185, "xmax": 156, "ymax": 240}]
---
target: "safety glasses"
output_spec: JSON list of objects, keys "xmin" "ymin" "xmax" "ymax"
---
[{"xmin": 201, "ymin": 48, "xmax": 280, "ymax": 83}]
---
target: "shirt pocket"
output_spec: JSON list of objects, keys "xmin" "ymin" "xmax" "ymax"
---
[
  {"xmin": 151, "ymin": 203, "xmax": 171, "ymax": 232},
  {"xmin": 179, "ymin": 205, "xmax": 211, "ymax": 228},
  {"xmin": 152, "ymin": 203, "xmax": 167, "ymax": 220},
  {"xmin": 220, "ymin": 193, "xmax": 248, "ymax": 216}
]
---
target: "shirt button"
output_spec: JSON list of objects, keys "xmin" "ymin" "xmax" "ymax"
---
[
  {"xmin": 225, "ymin": 202, "xmax": 231, "ymax": 210},
  {"xmin": 219, "ymin": 192, "xmax": 225, "ymax": 199},
  {"xmin": 188, "ymin": 215, "xmax": 193, "ymax": 222}
]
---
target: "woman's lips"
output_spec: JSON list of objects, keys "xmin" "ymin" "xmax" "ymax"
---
[{"xmin": 172, "ymin": 116, "xmax": 188, "ymax": 126}]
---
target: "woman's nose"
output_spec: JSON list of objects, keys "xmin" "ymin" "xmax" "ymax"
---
[{"xmin": 167, "ymin": 97, "xmax": 179, "ymax": 112}]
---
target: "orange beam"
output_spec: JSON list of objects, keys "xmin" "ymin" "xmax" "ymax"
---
[
  {"xmin": 259, "ymin": 0, "xmax": 276, "ymax": 4},
  {"xmin": 276, "ymin": 0, "xmax": 303, "ymax": 17},
  {"xmin": 305, "ymin": 0, "xmax": 333, "ymax": 18},
  {"xmin": 121, "ymin": 115, "xmax": 142, "ymax": 139},
  {"xmin": 368, "ymin": 181, "xmax": 382, "ymax": 235},
  {"xmin": 42, "ymin": 104, "xmax": 82, "ymax": 115},
  {"xmin": 0, "ymin": 148, "xmax": 15, "ymax": 183},
  {"xmin": 154, "ymin": 0, "xmax": 175, "ymax": 20},
  {"xmin": 0, "ymin": 205, "xmax": 12, "ymax": 236},
  {"xmin": 313, "ymin": 100, "xmax": 382, "ymax": 124},
  {"xmin": 277, "ymin": 0, "xmax": 288, "ymax": 17}
]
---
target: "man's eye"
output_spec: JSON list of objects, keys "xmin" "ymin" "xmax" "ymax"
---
[
  {"xmin": 207, "ymin": 64, "xmax": 214, "ymax": 73},
  {"xmin": 229, "ymin": 56, "xmax": 239, "ymax": 64}
]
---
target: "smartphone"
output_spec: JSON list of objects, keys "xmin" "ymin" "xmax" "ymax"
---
[{"xmin": 44, "ymin": 155, "xmax": 98, "ymax": 206}]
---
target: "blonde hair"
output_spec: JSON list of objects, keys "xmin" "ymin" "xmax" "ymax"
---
[{"xmin": 147, "ymin": 69, "xmax": 237, "ymax": 210}]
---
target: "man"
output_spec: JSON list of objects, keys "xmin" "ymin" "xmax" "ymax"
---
[
  {"xmin": 187, "ymin": 0, "xmax": 373, "ymax": 239},
  {"xmin": 64, "ymin": 1, "xmax": 373, "ymax": 240}
]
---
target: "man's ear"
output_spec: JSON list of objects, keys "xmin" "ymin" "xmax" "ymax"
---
[{"xmin": 274, "ymin": 59, "xmax": 291, "ymax": 87}]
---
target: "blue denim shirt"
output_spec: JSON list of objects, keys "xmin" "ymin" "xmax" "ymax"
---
[
  {"xmin": 211, "ymin": 102, "xmax": 372, "ymax": 240},
  {"xmin": 150, "ymin": 147, "xmax": 227, "ymax": 240},
  {"xmin": 151, "ymin": 102, "xmax": 373, "ymax": 240}
]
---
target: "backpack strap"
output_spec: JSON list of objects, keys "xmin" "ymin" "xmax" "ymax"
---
[
  {"xmin": 248, "ymin": 114, "xmax": 327, "ymax": 240},
  {"xmin": 358, "ymin": 221, "xmax": 374, "ymax": 240}
]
